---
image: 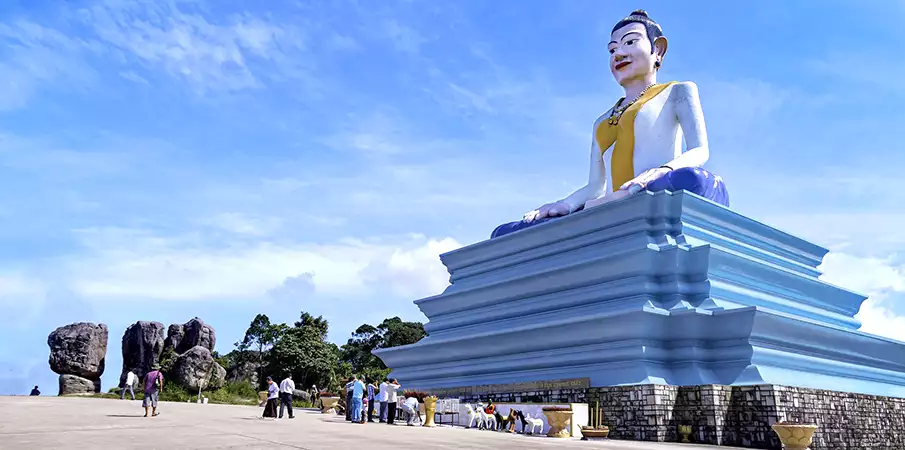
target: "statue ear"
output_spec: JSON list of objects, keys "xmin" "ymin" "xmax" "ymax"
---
[{"xmin": 653, "ymin": 36, "xmax": 668, "ymax": 66}]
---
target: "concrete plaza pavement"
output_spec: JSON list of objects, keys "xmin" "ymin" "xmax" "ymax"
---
[{"xmin": 0, "ymin": 396, "xmax": 744, "ymax": 449}]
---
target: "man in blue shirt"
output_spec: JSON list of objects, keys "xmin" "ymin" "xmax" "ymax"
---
[{"xmin": 350, "ymin": 375, "xmax": 366, "ymax": 424}]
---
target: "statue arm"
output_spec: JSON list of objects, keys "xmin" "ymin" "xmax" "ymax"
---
[
  {"xmin": 665, "ymin": 81, "xmax": 710, "ymax": 169},
  {"xmin": 560, "ymin": 118, "xmax": 608, "ymax": 212}
]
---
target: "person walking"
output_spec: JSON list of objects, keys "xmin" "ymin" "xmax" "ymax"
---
[
  {"xmin": 385, "ymin": 378, "xmax": 401, "ymax": 425},
  {"xmin": 262, "ymin": 376, "xmax": 280, "ymax": 418},
  {"xmin": 143, "ymin": 364, "xmax": 163, "ymax": 418},
  {"xmin": 121, "ymin": 369, "xmax": 136, "ymax": 400},
  {"xmin": 377, "ymin": 379, "xmax": 389, "ymax": 423},
  {"xmin": 350, "ymin": 375, "xmax": 365, "ymax": 424},
  {"xmin": 279, "ymin": 374, "xmax": 295, "ymax": 419}
]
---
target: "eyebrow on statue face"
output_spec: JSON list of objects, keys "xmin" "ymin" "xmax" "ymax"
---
[{"xmin": 608, "ymin": 30, "xmax": 644, "ymax": 46}]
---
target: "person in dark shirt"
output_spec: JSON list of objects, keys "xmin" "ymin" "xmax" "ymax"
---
[{"xmin": 29, "ymin": 386, "xmax": 40, "ymax": 396}]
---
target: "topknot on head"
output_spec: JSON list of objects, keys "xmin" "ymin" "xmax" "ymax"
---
[{"xmin": 629, "ymin": 9, "xmax": 649, "ymax": 18}]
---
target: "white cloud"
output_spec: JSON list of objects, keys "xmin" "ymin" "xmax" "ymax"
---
[
  {"xmin": 267, "ymin": 273, "xmax": 316, "ymax": 303},
  {"xmin": 361, "ymin": 237, "xmax": 460, "ymax": 298},
  {"xmin": 60, "ymin": 227, "xmax": 461, "ymax": 304},
  {"xmin": 0, "ymin": 20, "xmax": 98, "ymax": 110},
  {"xmin": 854, "ymin": 294, "xmax": 905, "ymax": 343},
  {"xmin": 0, "ymin": 274, "xmax": 48, "ymax": 330},
  {"xmin": 819, "ymin": 252, "xmax": 905, "ymax": 342},
  {"xmin": 199, "ymin": 212, "xmax": 283, "ymax": 236},
  {"xmin": 78, "ymin": 1, "xmax": 305, "ymax": 92}
]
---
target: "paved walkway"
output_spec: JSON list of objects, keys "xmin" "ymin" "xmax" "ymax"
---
[{"xmin": 0, "ymin": 396, "xmax": 742, "ymax": 449}]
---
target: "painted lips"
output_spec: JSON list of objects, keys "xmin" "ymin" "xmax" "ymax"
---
[{"xmin": 614, "ymin": 61, "xmax": 632, "ymax": 71}]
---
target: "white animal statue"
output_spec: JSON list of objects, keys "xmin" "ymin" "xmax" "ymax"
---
[
  {"xmin": 464, "ymin": 404, "xmax": 479, "ymax": 428},
  {"xmin": 478, "ymin": 409, "xmax": 496, "ymax": 430},
  {"xmin": 522, "ymin": 412, "xmax": 543, "ymax": 435}
]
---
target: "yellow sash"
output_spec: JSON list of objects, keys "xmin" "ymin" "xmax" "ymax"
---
[{"xmin": 595, "ymin": 82, "xmax": 675, "ymax": 191}]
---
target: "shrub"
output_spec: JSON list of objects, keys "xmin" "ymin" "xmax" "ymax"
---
[
  {"xmin": 402, "ymin": 391, "xmax": 430, "ymax": 402},
  {"xmin": 542, "ymin": 406, "xmax": 572, "ymax": 412},
  {"xmin": 319, "ymin": 391, "xmax": 337, "ymax": 397}
]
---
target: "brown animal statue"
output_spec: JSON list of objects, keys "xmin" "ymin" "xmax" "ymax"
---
[{"xmin": 506, "ymin": 409, "xmax": 518, "ymax": 433}]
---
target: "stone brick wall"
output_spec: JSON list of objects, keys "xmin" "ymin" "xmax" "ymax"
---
[
  {"xmin": 768, "ymin": 385, "xmax": 905, "ymax": 450},
  {"xmin": 445, "ymin": 383, "xmax": 905, "ymax": 449}
]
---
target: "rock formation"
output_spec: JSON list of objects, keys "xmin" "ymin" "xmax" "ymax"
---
[
  {"xmin": 120, "ymin": 321, "xmax": 165, "ymax": 387},
  {"xmin": 47, "ymin": 322, "xmax": 108, "ymax": 395},
  {"xmin": 173, "ymin": 346, "xmax": 214, "ymax": 391},
  {"xmin": 58, "ymin": 374, "xmax": 101, "ymax": 395},
  {"xmin": 163, "ymin": 317, "xmax": 225, "ymax": 392},
  {"xmin": 226, "ymin": 360, "xmax": 259, "ymax": 388},
  {"xmin": 209, "ymin": 360, "xmax": 227, "ymax": 390},
  {"xmin": 165, "ymin": 317, "xmax": 215, "ymax": 354}
]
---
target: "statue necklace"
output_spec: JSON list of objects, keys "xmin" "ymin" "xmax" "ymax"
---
[{"xmin": 607, "ymin": 83, "xmax": 655, "ymax": 126}]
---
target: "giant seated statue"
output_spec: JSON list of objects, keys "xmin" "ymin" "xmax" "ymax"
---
[{"xmin": 493, "ymin": 10, "xmax": 729, "ymax": 239}]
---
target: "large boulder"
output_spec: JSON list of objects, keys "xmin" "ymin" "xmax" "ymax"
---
[
  {"xmin": 120, "ymin": 321, "xmax": 165, "ymax": 386},
  {"xmin": 226, "ymin": 360, "xmax": 259, "ymax": 388},
  {"xmin": 47, "ymin": 322, "xmax": 108, "ymax": 379},
  {"xmin": 208, "ymin": 362, "xmax": 227, "ymax": 390},
  {"xmin": 292, "ymin": 389, "xmax": 310, "ymax": 402},
  {"xmin": 173, "ymin": 345, "xmax": 214, "ymax": 391},
  {"xmin": 165, "ymin": 317, "xmax": 215, "ymax": 354},
  {"xmin": 58, "ymin": 374, "xmax": 101, "ymax": 396}
]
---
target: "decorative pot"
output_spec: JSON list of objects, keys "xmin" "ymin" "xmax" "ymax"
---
[
  {"xmin": 771, "ymin": 423, "xmax": 817, "ymax": 450},
  {"xmin": 422, "ymin": 396, "xmax": 438, "ymax": 427},
  {"xmin": 320, "ymin": 396, "xmax": 339, "ymax": 414},
  {"xmin": 543, "ymin": 410, "xmax": 573, "ymax": 438},
  {"xmin": 678, "ymin": 424, "xmax": 692, "ymax": 443},
  {"xmin": 580, "ymin": 426, "xmax": 609, "ymax": 440}
]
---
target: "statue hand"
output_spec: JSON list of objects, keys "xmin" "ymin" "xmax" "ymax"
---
[
  {"xmin": 619, "ymin": 167, "xmax": 671, "ymax": 194},
  {"xmin": 523, "ymin": 201, "xmax": 570, "ymax": 222}
]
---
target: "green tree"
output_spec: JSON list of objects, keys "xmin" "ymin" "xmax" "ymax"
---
[
  {"xmin": 267, "ymin": 311, "xmax": 339, "ymax": 390},
  {"xmin": 340, "ymin": 316, "xmax": 426, "ymax": 380},
  {"xmin": 380, "ymin": 317, "xmax": 427, "ymax": 348},
  {"xmin": 235, "ymin": 314, "xmax": 287, "ymax": 387}
]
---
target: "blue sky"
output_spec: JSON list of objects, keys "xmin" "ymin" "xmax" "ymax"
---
[{"xmin": 2, "ymin": 0, "xmax": 905, "ymax": 395}]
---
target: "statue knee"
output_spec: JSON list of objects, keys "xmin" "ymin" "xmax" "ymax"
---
[{"xmin": 666, "ymin": 167, "xmax": 704, "ymax": 191}]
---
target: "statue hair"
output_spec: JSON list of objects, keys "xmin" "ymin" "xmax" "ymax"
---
[{"xmin": 611, "ymin": 9, "xmax": 663, "ymax": 54}]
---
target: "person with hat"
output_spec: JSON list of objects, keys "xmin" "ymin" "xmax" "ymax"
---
[{"xmin": 143, "ymin": 364, "xmax": 164, "ymax": 417}]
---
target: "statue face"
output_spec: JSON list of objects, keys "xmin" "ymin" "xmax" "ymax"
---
[{"xmin": 608, "ymin": 23, "xmax": 656, "ymax": 86}]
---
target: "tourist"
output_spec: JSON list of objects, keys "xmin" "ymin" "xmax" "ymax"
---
[
  {"xmin": 29, "ymin": 386, "xmax": 40, "ymax": 396},
  {"xmin": 344, "ymin": 377, "xmax": 354, "ymax": 421},
  {"xmin": 402, "ymin": 395, "xmax": 421, "ymax": 426},
  {"xmin": 121, "ymin": 369, "xmax": 136, "ymax": 400},
  {"xmin": 377, "ymin": 378, "xmax": 389, "ymax": 422},
  {"xmin": 310, "ymin": 384, "xmax": 319, "ymax": 406},
  {"xmin": 385, "ymin": 378, "xmax": 401, "ymax": 425},
  {"xmin": 278, "ymin": 374, "xmax": 295, "ymax": 419},
  {"xmin": 358, "ymin": 376, "xmax": 368, "ymax": 424},
  {"xmin": 262, "ymin": 376, "xmax": 279, "ymax": 418},
  {"xmin": 143, "ymin": 364, "xmax": 163, "ymax": 418},
  {"xmin": 366, "ymin": 380, "xmax": 378, "ymax": 422},
  {"xmin": 350, "ymin": 375, "xmax": 365, "ymax": 424}
]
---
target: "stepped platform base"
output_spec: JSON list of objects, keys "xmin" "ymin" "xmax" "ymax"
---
[{"xmin": 446, "ymin": 382, "xmax": 904, "ymax": 450}]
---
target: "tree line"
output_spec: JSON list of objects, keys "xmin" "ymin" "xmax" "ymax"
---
[{"xmin": 221, "ymin": 311, "xmax": 426, "ymax": 393}]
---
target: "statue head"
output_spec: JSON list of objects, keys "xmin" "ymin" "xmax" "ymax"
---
[{"xmin": 608, "ymin": 10, "xmax": 668, "ymax": 86}]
